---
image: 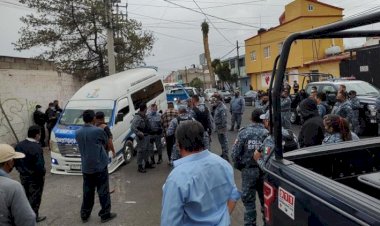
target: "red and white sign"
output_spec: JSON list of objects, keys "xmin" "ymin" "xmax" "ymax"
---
[
  {"xmin": 278, "ymin": 187, "xmax": 295, "ymax": 220},
  {"xmin": 261, "ymin": 72, "xmax": 271, "ymax": 87}
]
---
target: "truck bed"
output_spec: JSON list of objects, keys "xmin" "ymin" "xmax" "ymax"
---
[{"xmin": 284, "ymin": 138, "xmax": 380, "ymax": 200}]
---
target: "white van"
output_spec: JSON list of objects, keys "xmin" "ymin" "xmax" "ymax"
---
[{"xmin": 50, "ymin": 68, "xmax": 167, "ymax": 175}]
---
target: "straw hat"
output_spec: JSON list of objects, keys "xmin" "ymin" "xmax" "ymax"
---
[{"xmin": 0, "ymin": 144, "xmax": 25, "ymax": 163}]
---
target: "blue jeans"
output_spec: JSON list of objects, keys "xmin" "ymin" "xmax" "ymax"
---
[{"xmin": 231, "ymin": 113, "xmax": 242, "ymax": 129}]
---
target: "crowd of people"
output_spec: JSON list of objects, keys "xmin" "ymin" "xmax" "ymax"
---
[
  {"xmin": 0, "ymin": 83, "xmax": 365, "ymax": 225},
  {"xmin": 32, "ymin": 100, "xmax": 62, "ymax": 147}
]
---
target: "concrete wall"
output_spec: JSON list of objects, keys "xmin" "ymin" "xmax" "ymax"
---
[{"xmin": 0, "ymin": 56, "xmax": 84, "ymax": 145}]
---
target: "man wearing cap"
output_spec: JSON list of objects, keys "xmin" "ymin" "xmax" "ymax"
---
[
  {"xmin": 0, "ymin": 144, "xmax": 36, "ymax": 226},
  {"xmin": 167, "ymin": 105, "xmax": 194, "ymax": 164},
  {"xmin": 253, "ymin": 111, "xmax": 299, "ymax": 170},
  {"xmin": 229, "ymin": 90, "xmax": 245, "ymax": 131},
  {"xmin": 211, "ymin": 93, "xmax": 229, "ymax": 161},
  {"xmin": 147, "ymin": 103, "xmax": 164, "ymax": 164},
  {"xmin": 131, "ymin": 103, "xmax": 153, "ymax": 173},
  {"xmin": 33, "ymin": 105, "xmax": 46, "ymax": 147},
  {"xmin": 231, "ymin": 109, "xmax": 268, "ymax": 226},
  {"xmin": 161, "ymin": 102, "xmax": 178, "ymax": 164},
  {"xmin": 15, "ymin": 125, "xmax": 46, "ymax": 222},
  {"xmin": 75, "ymin": 110, "xmax": 116, "ymax": 223}
]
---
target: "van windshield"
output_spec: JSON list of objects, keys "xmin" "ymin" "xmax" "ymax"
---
[
  {"xmin": 339, "ymin": 82, "xmax": 379, "ymax": 96},
  {"xmin": 59, "ymin": 100, "xmax": 114, "ymax": 126}
]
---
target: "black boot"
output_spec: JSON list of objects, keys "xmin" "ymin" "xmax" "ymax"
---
[
  {"xmin": 138, "ymin": 165, "xmax": 146, "ymax": 173},
  {"xmin": 229, "ymin": 127, "xmax": 234, "ymax": 131},
  {"xmin": 146, "ymin": 162, "xmax": 155, "ymax": 169},
  {"xmin": 157, "ymin": 155, "xmax": 162, "ymax": 164},
  {"xmin": 150, "ymin": 156, "xmax": 156, "ymax": 165}
]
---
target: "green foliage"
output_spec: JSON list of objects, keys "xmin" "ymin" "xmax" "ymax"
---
[
  {"xmin": 189, "ymin": 77, "xmax": 203, "ymax": 89},
  {"xmin": 201, "ymin": 21, "xmax": 209, "ymax": 36},
  {"xmin": 14, "ymin": 0, "xmax": 154, "ymax": 79},
  {"xmin": 212, "ymin": 58, "xmax": 237, "ymax": 83}
]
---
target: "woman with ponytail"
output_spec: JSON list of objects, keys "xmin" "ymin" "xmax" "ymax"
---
[{"xmin": 322, "ymin": 114, "xmax": 359, "ymax": 144}]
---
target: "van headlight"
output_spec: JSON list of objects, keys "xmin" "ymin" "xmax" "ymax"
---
[
  {"xmin": 368, "ymin": 105, "xmax": 377, "ymax": 117},
  {"xmin": 49, "ymin": 132, "xmax": 60, "ymax": 153}
]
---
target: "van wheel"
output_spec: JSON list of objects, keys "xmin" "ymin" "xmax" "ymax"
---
[{"xmin": 122, "ymin": 140, "xmax": 133, "ymax": 165}]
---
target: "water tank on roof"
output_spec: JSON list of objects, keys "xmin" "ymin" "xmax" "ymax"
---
[{"xmin": 325, "ymin": 46, "xmax": 342, "ymax": 56}]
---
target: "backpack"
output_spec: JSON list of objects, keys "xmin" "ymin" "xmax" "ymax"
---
[
  {"xmin": 283, "ymin": 129, "xmax": 299, "ymax": 152},
  {"xmin": 193, "ymin": 106, "xmax": 211, "ymax": 131},
  {"xmin": 176, "ymin": 116, "xmax": 193, "ymax": 125}
]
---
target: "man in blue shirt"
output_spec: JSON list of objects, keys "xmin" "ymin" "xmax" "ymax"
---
[
  {"xmin": 161, "ymin": 121, "xmax": 240, "ymax": 226},
  {"xmin": 75, "ymin": 110, "xmax": 116, "ymax": 223}
]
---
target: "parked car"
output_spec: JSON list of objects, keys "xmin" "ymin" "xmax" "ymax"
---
[
  {"xmin": 218, "ymin": 90, "xmax": 232, "ymax": 103},
  {"xmin": 262, "ymin": 13, "xmax": 380, "ymax": 226},
  {"xmin": 304, "ymin": 79, "xmax": 380, "ymax": 135},
  {"xmin": 244, "ymin": 90, "xmax": 258, "ymax": 106}
]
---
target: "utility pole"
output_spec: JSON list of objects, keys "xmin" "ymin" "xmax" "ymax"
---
[
  {"xmin": 236, "ymin": 40, "xmax": 240, "ymax": 88},
  {"xmin": 105, "ymin": 0, "xmax": 116, "ymax": 75}
]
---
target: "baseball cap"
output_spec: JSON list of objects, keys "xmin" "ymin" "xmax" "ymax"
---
[
  {"xmin": 0, "ymin": 144, "xmax": 25, "ymax": 163},
  {"xmin": 260, "ymin": 111, "xmax": 270, "ymax": 120},
  {"xmin": 178, "ymin": 105, "xmax": 187, "ymax": 112}
]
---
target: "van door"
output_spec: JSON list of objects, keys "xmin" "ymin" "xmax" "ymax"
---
[{"xmin": 112, "ymin": 97, "xmax": 133, "ymax": 155}]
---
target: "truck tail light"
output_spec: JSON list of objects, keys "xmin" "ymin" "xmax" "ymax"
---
[{"xmin": 264, "ymin": 181, "xmax": 276, "ymax": 223}]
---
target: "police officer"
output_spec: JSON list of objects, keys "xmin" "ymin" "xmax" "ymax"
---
[
  {"xmin": 332, "ymin": 92, "xmax": 353, "ymax": 123},
  {"xmin": 191, "ymin": 95, "xmax": 213, "ymax": 150},
  {"xmin": 349, "ymin": 90, "xmax": 361, "ymax": 134},
  {"xmin": 211, "ymin": 94, "xmax": 229, "ymax": 161},
  {"xmin": 293, "ymin": 80, "xmax": 299, "ymax": 93},
  {"xmin": 231, "ymin": 109, "xmax": 269, "ymax": 226},
  {"xmin": 33, "ymin": 105, "xmax": 46, "ymax": 147},
  {"xmin": 131, "ymin": 103, "xmax": 153, "ymax": 173},
  {"xmin": 230, "ymin": 90, "xmax": 245, "ymax": 131},
  {"xmin": 281, "ymin": 89, "xmax": 292, "ymax": 129},
  {"xmin": 167, "ymin": 105, "xmax": 194, "ymax": 164},
  {"xmin": 147, "ymin": 103, "xmax": 163, "ymax": 164}
]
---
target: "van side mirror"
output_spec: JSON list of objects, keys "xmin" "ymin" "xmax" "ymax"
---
[{"xmin": 115, "ymin": 113, "xmax": 124, "ymax": 124}]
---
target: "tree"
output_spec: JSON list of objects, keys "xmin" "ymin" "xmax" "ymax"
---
[
  {"xmin": 14, "ymin": 0, "xmax": 154, "ymax": 79},
  {"xmin": 212, "ymin": 59, "xmax": 237, "ymax": 88},
  {"xmin": 189, "ymin": 77, "xmax": 203, "ymax": 89},
  {"xmin": 201, "ymin": 21, "xmax": 216, "ymax": 87}
]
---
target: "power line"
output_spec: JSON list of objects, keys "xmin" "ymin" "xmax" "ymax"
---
[
  {"xmin": 162, "ymin": 0, "xmax": 291, "ymax": 33},
  {"xmin": 128, "ymin": 0, "xmax": 269, "ymax": 10},
  {"xmin": 220, "ymin": 47, "xmax": 236, "ymax": 59},
  {"xmin": 192, "ymin": 0, "xmax": 234, "ymax": 46},
  {"xmin": 152, "ymin": 30, "xmax": 230, "ymax": 47}
]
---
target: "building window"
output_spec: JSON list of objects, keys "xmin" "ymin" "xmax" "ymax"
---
[
  {"xmin": 264, "ymin": 46, "xmax": 271, "ymax": 58},
  {"xmin": 250, "ymin": 51, "xmax": 256, "ymax": 61},
  {"xmin": 230, "ymin": 60, "xmax": 235, "ymax": 68},
  {"xmin": 131, "ymin": 80, "xmax": 164, "ymax": 110},
  {"xmin": 278, "ymin": 42, "xmax": 283, "ymax": 54},
  {"xmin": 239, "ymin": 58, "xmax": 245, "ymax": 67},
  {"xmin": 308, "ymin": 4, "xmax": 314, "ymax": 11}
]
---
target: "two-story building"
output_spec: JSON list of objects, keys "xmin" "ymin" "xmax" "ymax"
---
[
  {"xmin": 245, "ymin": 0, "xmax": 345, "ymax": 91},
  {"xmin": 222, "ymin": 55, "xmax": 251, "ymax": 94}
]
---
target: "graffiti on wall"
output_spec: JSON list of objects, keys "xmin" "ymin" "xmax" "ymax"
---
[{"xmin": 0, "ymin": 98, "xmax": 37, "ymax": 144}]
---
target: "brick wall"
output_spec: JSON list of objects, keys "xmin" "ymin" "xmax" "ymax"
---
[{"xmin": 0, "ymin": 56, "xmax": 85, "ymax": 145}]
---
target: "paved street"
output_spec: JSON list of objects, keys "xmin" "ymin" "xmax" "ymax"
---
[{"xmin": 9, "ymin": 104, "xmax": 292, "ymax": 226}]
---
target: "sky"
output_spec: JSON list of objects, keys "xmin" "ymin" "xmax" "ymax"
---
[{"xmin": 1, "ymin": 0, "xmax": 380, "ymax": 77}]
